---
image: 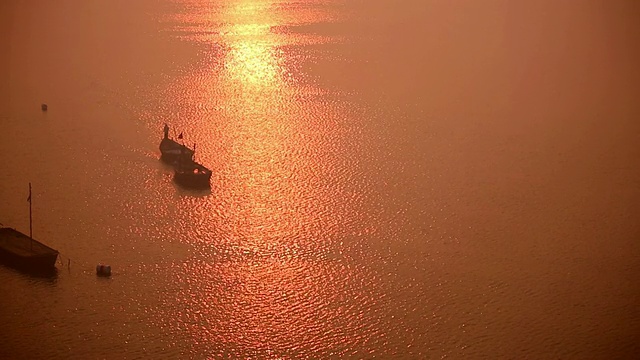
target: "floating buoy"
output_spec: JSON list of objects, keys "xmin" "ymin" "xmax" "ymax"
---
[
  {"xmin": 96, "ymin": 264, "xmax": 111, "ymax": 277},
  {"xmin": 41, "ymin": 104, "xmax": 48, "ymax": 111}
]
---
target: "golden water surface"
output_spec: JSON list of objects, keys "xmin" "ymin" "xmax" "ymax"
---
[{"xmin": 1, "ymin": 0, "xmax": 639, "ymax": 358}]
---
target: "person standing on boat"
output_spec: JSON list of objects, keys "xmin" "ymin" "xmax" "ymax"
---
[{"xmin": 163, "ymin": 123, "xmax": 170, "ymax": 139}]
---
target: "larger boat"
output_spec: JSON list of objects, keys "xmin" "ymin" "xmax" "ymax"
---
[
  {"xmin": 159, "ymin": 123, "xmax": 195, "ymax": 164},
  {"xmin": 0, "ymin": 228, "xmax": 59, "ymax": 269},
  {"xmin": 0, "ymin": 184, "xmax": 59, "ymax": 270}
]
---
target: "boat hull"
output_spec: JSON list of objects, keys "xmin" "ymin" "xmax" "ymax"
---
[
  {"xmin": 0, "ymin": 249, "xmax": 58, "ymax": 270},
  {"xmin": 174, "ymin": 168, "xmax": 212, "ymax": 189},
  {"xmin": 0, "ymin": 228, "xmax": 59, "ymax": 271}
]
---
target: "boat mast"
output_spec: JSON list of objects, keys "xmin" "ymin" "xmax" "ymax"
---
[{"xmin": 28, "ymin": 182, "xmax": 33, "ymax": 251}]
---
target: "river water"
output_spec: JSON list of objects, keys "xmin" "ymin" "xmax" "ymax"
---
[{"xmin": 1, "ymin": 0, "xmax": 639, "ymax": 358}]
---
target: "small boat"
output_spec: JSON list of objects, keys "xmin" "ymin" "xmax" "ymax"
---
[
  {"xmin": 173, "ymin": 161, "xmax": 212, "ymax": 189},
  {"xmin": 159, "ymin": 123, "xmax": 194, "ymax": 164},
  {"xmin": 0, "ymin": 184, "xmax": 59, "ymax": 270}
]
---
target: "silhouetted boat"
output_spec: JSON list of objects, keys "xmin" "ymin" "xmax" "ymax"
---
[
  {"xmin": 173, "ymin": 161, "xmax": 212, "ymax": 189},
  {"xmin": 159, "ymin": 124, "xmax": 212, "ymax": 189},
  {"xmin": 159, "ymin": 123, "xmax": 194, "ymax": 164},
  {"xmin": 0, "ymin": 228, "xmax": 59, "ymax": 270},
  {"xmin": 0, "ymin": 184, "xmax": 58, "ymax": 270}
]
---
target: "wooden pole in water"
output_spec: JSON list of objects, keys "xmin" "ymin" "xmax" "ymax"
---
[{"xmin": 29, "ymin": 182, "xmax": 33, "ymax": 251}]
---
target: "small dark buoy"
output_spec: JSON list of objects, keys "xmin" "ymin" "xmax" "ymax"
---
[
  {"xmin": 96, "ymin": 264, "xmax": 111, "ymax": 277},
  {"xmin": 41, "ymin": 104, "xmax": 48, "ymax": 111}
]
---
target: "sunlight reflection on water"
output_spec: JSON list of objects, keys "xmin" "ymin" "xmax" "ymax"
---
[{"xmin": 148, "ymin": 1, "xmax": 385, "ymax": 357}]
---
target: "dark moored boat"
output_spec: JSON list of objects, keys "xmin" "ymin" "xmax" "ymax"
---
[
  {"xmin": 160, "ymin": 124, "xmax": 212, "ymax": 189},
  {"xmin": 173, "ymin": 162, "xmax": 212, "ymax": 189},
  {"xmin": 159, "ymin": 124, "xmax": 194, "ymax": 164},
  {"xmin": 0, "ymin": 184, "xmax": 58, "ymax": 270},
  {"xmin": 0, "ymin": 228, "xmax": 59, "ymax": 270}
]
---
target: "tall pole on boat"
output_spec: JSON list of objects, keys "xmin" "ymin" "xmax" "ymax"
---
[{"xmin": 28, "ymin": 182, "xmax": 33, "ymax": 251}]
